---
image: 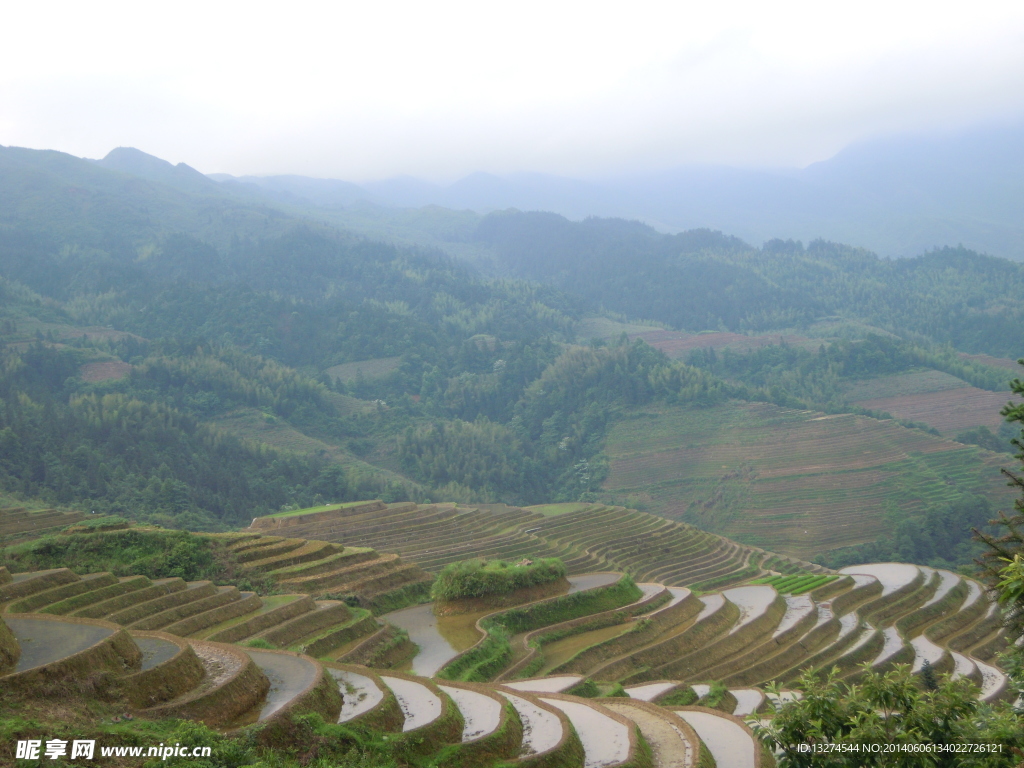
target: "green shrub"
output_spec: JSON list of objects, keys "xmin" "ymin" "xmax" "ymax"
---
[
  {"xmin": 565, "ymin": 678, "xmax": 600, "ymax": 698},
  {"xmin": 2, "ymin": 529, "xmax": 219, "ymax": 581},
  {"xmin": 431, "ymin": 557, "xmax": 567, "ymax": 601},
  {"xmin": 700, "ymin": 680, "xmax": 731, "ymax": 710},
  {"xmin": 656, "ymin": 686, "xmax": 698, "ymax": 707},
  {"xmin": 244, "ymin": 637, "xmax": 276, "ymax": 649}
]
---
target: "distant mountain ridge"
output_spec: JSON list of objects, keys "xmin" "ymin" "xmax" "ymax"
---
[
  {"xmin": 94, "ymin": 146, "xmax": 219, "ymax": 195},
  {"xmin": 210, "ymin": 122, "xmax": 1024, "ymax": 260}
]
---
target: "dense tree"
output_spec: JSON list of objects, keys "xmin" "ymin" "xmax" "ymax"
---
[
  {"xmin": 476, "ymin": 212, "xmax": 1024, "ymax": 357},
  {"xmin": 977, "ymin": 361, "xmax": 1024, "ymax": 639},
  {"xmin": 0, "ymin": 342, "xmax": 414, "ymax": 529},
  {"xmin": 753, "ymin": 666, "xmax": 1023, "ymax": 767}
]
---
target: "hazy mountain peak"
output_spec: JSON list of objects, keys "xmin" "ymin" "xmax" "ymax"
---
[{"xmin": 95, "ymin": 146, "xmax": 217, "ymax": 194}]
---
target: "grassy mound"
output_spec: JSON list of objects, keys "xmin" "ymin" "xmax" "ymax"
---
[{"xmin": 431, "ymin": 557, "xmax": 567, "ymax": 601}]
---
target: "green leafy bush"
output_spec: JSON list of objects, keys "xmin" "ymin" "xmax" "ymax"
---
[
  {"xmin": 1, "ymin": 529, "xmax": 219, "ymax": 581},
  {"xmin": 431, "ymin": 557, "xmax": 567, "ymax": 601},
  {"xmin": 656, "ymin": 686, "xmax": 698, "ymax": 707},
  {"xmin": 754, "ymin": 666, "xmax": 1024, "ymax": 766},
  {"xmin": 243, "ymin": 637, "xmax": 276, "ymax": 649}
]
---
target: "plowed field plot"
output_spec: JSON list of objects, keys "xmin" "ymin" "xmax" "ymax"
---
[
  {"xmin": 628, "ymin": 330, "xmax": 818, "ymax": 359},
  {"xmin": 855, "ymin": 387, "xmax": 1020, "ymax": 435},
  {"xmin": 601, "ymin": 401, "xmax": 1015, "ymax": 560}
]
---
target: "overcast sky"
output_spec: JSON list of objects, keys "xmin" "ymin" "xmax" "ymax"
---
[{"xmin": 2, "ymin": 1, "xmax": 1023, "ymax": 182}]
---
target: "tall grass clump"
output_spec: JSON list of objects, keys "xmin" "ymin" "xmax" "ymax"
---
[{"xmin": 431, "ymin": 557, "xmax": 567, "ymax": 601}]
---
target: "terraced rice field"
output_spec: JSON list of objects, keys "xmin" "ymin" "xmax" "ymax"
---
[
  {"xmin": 266, "ymin": 501, "xmax": 372, "ymax": 518},
  {"xmin": 0, "ymin": 529, "xmax": 1013, "ymax": 768},
  {"xmin": 628, "ymin": 329, "xmax": 1020, "ymax": 436},
  {"xmin": 628, "ymin": 330, "xmax": 819, "ymax": 358},
  {"xmin": 601, "ymin": 401, "xmax": 1016, "ymax": 559},
  {"xmin": 262, "ymin": 499, "xmax": 816, "ymax": 589},
  {"xmin": 842, "ymin": 370, "xmax": 1021, "ymax": 435},
  {"xmin": 505, "ymin": 562, "xmax": 1007, "ymax": 701},
  {"xmin": 960, "ymin": 352, "xmax": 1022, "ymax": 371},
  {"xmin": 1, "ymin": 528, "xmax": 429, "ymax": 673},
  {"xmin": 0, "ymin": 507, "xmax": 86, "ymax": 542},
  {"xmin": 840, "ymin": 370, "xmax": 974, "ymax": 401},
  {"xmin": 855, "ymin": 387, "xmax": 1019, "ymax": 434}
]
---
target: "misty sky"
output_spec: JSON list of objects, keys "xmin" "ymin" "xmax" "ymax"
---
[{"xmin": 2, "ymin": 1, "xmax": 1023, "ymax": 182}]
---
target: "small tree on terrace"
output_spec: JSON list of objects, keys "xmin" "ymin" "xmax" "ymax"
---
[
  {"xmin": 751, "ymin": 665, "xmax": 1024, "ymax": 768},
  {"xmin": 975, "ymin": 363, "xmax": 1024, "ymax": 641},
  {"xmin": 968, "ymin": 356, "xmax": 1024, "ymax": 732}
]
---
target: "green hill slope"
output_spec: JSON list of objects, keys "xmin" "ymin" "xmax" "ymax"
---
[{"xmin": 601, "ymin": 402, "xmax": 1014, "ymax": 567}]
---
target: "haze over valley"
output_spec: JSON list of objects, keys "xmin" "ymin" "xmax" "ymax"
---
[{"xmin": 213, "ymin": 121, "xmax": 1024, "ymax": 261}]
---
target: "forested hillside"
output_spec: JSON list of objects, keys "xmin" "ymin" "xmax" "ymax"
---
[
  {"xmin": 0, "ymin": 144, "xmax": 1020, "ymax": 571},
  {"xmin": 474, "ymin": 211, "xmax": 1024, "ymax": 357}
]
